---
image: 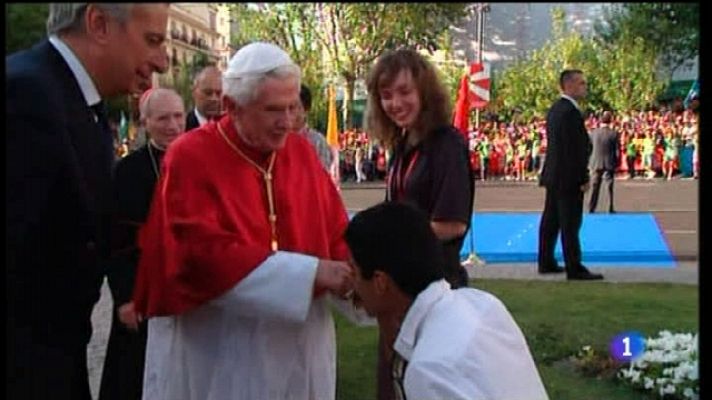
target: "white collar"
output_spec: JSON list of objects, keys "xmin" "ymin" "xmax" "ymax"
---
[
  {"xmin": 194, "ymin": 108, "xmax": 208, "ymax": 126},
  {"xmin": 149, "ymin": 138, "xmax": 166, "ymax": 151},
  {"xmin": 393, "ymin": 279, "xmax": 451, "ymax": 361},
  {"xmin": 561, "ymin": 94, "xmax": 582, "ymax": 113},
  {"xmin": 48, "ymin": 35, "xmax": 101, "ymax": 107}
]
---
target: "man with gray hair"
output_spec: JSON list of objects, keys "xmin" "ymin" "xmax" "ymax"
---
[
  {"xmin": 6, "ymin": 4, "xmax": 168, "ymax": 399},
  {"xmin": 133, "ymin": 42, "xmax": 357, "ymax": 399},
  {"xmin": 186, "ymin": 65, "xmax": 223, "ymax": 131},
  {"xmin": 100, "ymin": 88, "xmax": 185, "ymax": 400}
]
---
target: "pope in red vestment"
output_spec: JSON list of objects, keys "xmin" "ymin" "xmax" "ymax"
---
[
  {"xmin": 132, "ymin": 42, "xmax": 361, "ymax": 400},
  {"xmin": 133, "ymin": 115, "xmax": 350, "ymax": 317}
]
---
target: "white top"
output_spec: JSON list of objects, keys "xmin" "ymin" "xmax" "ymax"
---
[
  {"xmin": 48, "ymin": 34, "xmax": 101, "ymax": 108},
  {"xmin": 224, "ymin": 42, "xmax": 294, "ymax": 79},
  {"xmin": 143, "ymin": 251, "xmax": 370, "ymax": 400},
  {"xmin": 193, "ymin": 107, "xmax": 208, "ymax": 126},
  {"xmin": 394, "ymin": 280, "xmax": 549, "ymax": 400}
]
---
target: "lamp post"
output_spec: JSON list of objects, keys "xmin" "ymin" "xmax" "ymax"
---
[
  {"xmin": 462, "ymin": 3, "xmax": 490, "ymax": 269},
  {"xmin": 474, "ymin": 2, "xmax": 490, "ymax": 130}
]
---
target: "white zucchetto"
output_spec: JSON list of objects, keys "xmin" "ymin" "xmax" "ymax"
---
[{"xmin": 224, "ymin": 42, "xmax": 295, "ymax": 79}]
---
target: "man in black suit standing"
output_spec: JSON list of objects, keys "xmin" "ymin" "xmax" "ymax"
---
[
  {"xmin": 538, "ymin": 69, "xmax": 603, "ymax": 280},
  {"xmin": 588, "ymin": 110, "xmax": 620, "ymax": 213},
  {"xmin": 6, "ymin": 4, "xmax": 169, "ymax": 399},
  {"xmin": 185, "ymin": 65, "xmax": 223, "ymax": 131}
]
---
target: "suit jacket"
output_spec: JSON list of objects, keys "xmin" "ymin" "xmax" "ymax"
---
[
  {"xmin": 185, "ymin": 109, "xmax": 200, "ymax": 131},
  {"xmin": 588, "ymin": 125, "xmax": 620, "ymax": 171},
  {"xmin": 540, "ymin": 98, "xmax": 592, "ymax": 192},
  {"xmin": 6, "ymin": 40, "xmax": 114, "ymax": 347}
]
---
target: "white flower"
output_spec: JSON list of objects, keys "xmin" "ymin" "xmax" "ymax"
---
[
  {"xmin": 683, "ymin": 387, "xmax": 697, "ymax": 399},
  {"xmin": 660, "ymin": 384, "xmax": 675, "ymax": 395},
  {"xmin": 617, "ymin": 330, "xmax": 698, "ymax": 397},
  {"xmin": 687, "ymin": 361, "xmax": 699, "ymax": 381},
  {"xmin": 630, "ymin": 370, "xmax": 641, "ymax": 383}
]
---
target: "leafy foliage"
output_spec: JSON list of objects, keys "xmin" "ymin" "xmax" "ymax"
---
[
  {"xmin": 6, "ymin": 3, "xmax": 49, "ymax": 55},
  {"xmin": 230, "ymin": 3, "xmax": 328, "ymax": 129},
  {"xmin": 594, "ymin": 3, "xmax": 699, "ymax": 78},
  {"xmin": 229, "ymin": 3, "xmax": 469, "ymax": 129},
  {"xmin": 493, "ymin": 7, "xmax": 665, "ymax": 121}
]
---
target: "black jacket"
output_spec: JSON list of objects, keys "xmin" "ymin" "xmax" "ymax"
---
[
  {"xmin": 185, "ymin": 109, "xmax": 200, "ymax": 131},
  {"xmin": 540, "ymin": 98, "xmax": 592, "ymax": 192},
  {"xmin": 6, "ymin": 40, "xmax": 114, "ymax": 347}
]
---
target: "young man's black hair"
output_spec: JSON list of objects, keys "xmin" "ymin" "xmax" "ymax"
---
[{"xmin": 344, "ymin": 202, "xmax": 445, "ymax": 298}]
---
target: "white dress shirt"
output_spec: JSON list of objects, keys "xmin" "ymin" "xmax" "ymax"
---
[
  {"xmin": 48, "ymin": 34, "xmax": 101, "ymax": 109},
  {"xmin": 394, "ymin": 280, "xmax": 549, "ymax": 400},
  {"xmin": 561, "ymin": 94, "xmax": 582, "ymax": 113}
]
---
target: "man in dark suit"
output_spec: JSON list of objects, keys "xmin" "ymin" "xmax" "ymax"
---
[
  {"xmin": 588, "ymin": 110, "xmax": 620, "ymax": 213},
  {"xmin": 185, "ymin": 65, "xmax": 223, "ymax": 131},
  {"xmin": 538, "ymin": 69, "xmax": 603, "ymax": 280},
  {"xmin": 6, "ymin": 4, "xmax": 168, "ymax": 399}
]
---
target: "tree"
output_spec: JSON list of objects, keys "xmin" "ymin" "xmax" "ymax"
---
[
  {"xmin": 165, "ymin": 53, "xmax": 214, "ymax": 109},
  {"xmin": 594, "ymin": 3, "xmax": 699, "ymax": 79},
  {"xmin": 312, "ymin": 3, "xmax": 468, "ymax": 128},
  {"xmin": 6, "ymin": 3, "xmax": 49, "ymax": 54},
  {"xmin": 596, "ymin": 35, "xmax": 665, "ymax": 111},
  {"xmin": 494, "ymin": 7, "xmax": 665, "ymax": 121},
  {"xmin": 229, "ymin": 3, "xmax": 328, "ymax": 130},
  {"xmin": 229, "ymin": 3, "xmax": 469, "ymax": 129},
  {"xmin": 495, "ymin": 8, "xmax": 603, "ymax": 120}
]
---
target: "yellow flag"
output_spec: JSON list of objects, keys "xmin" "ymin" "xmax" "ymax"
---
[
  {"xmin": 326, "ymin": 85, "xmax": 339, "ymax": 148},
  {"xmin": 128, "ymin": 120, "xmax": 137, "ymax": 141}
]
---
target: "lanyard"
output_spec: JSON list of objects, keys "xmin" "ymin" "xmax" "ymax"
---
[
  {"xmin": 217, "ymin": 122, "xmax": 279, "ymax": 252},
  {"xmin": 388, "ymin": 149, "xmax": 420, "ymax": 202}
]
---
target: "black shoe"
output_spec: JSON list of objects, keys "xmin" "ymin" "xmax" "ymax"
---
[
  {"xmin": 589, "ymin": 209, "xmax": 596, "ymax": 214},
  {"xmin": 609, "ymin": 209, "xmax": 616, "ymax": 214},
  {"xmin": 538, "ymin": 265, "xmax": 565, "ymax": 274},
  {"xmin": 567, "ymin": 266, "xmax": 603, "ymax": 280}
]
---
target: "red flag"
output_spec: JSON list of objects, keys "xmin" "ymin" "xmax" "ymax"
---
[{"xmin": 453, "ymin": 74, "xmax": 471, "ymax": 139}]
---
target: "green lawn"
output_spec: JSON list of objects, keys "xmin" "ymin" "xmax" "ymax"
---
[{"xmin": 334, "ymin": 279, "xmax": 698, "ymax": 400}]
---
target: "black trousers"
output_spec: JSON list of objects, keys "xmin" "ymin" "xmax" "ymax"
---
[
  {"xmin": 538, "ymin": 186, "xmax": 585, "ymax": 271},
  {"xmin": 627, "ymin": 156, "xmax": 637, "ymax": 177},
  {"xmin": 98, "ymin": 311, "xmax": 148, "ymax": 400},
  {"xmin": 6, "ymin": 334, "xmax": 92, "ymax": 400},
  {"xmin": 588, "ymin": 169, "xmax": 615, "ymax": 212}
]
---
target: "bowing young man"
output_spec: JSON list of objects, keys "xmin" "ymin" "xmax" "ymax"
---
[{"xmin": 345, "ymin": 202, "xmax": 549, "ymax": 400}]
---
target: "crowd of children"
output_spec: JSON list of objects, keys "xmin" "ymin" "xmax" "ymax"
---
[{"xmin": 333, "ymin": 108, "xmax": 699, "ymax": 183}]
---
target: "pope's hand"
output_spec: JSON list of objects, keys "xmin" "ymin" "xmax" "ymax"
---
[
  {"xmin": 314, "ymin": 260, "xmax": 354, "ymax": 298},
  {"xmin": 118, "ymin": 302, "xmax": 142, "ymax": 331}
]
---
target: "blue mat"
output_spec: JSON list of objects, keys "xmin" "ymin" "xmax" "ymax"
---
[{"xmin": 460, "ymin": 213, "xmax": 675, "ymax": 268}]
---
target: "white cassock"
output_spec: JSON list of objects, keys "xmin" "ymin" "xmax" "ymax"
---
[
  {"xmin": 394, "ymin": 280, "xmax": 549, "ymax": 400},
  {"xmin": 142, "ymin": 251, "xmax": 371, "ymax": 400}
]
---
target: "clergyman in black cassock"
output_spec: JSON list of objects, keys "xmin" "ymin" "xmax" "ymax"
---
[{"xmin": 99, "ymin": 142, "xmax": 164, "ymax": 400}]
